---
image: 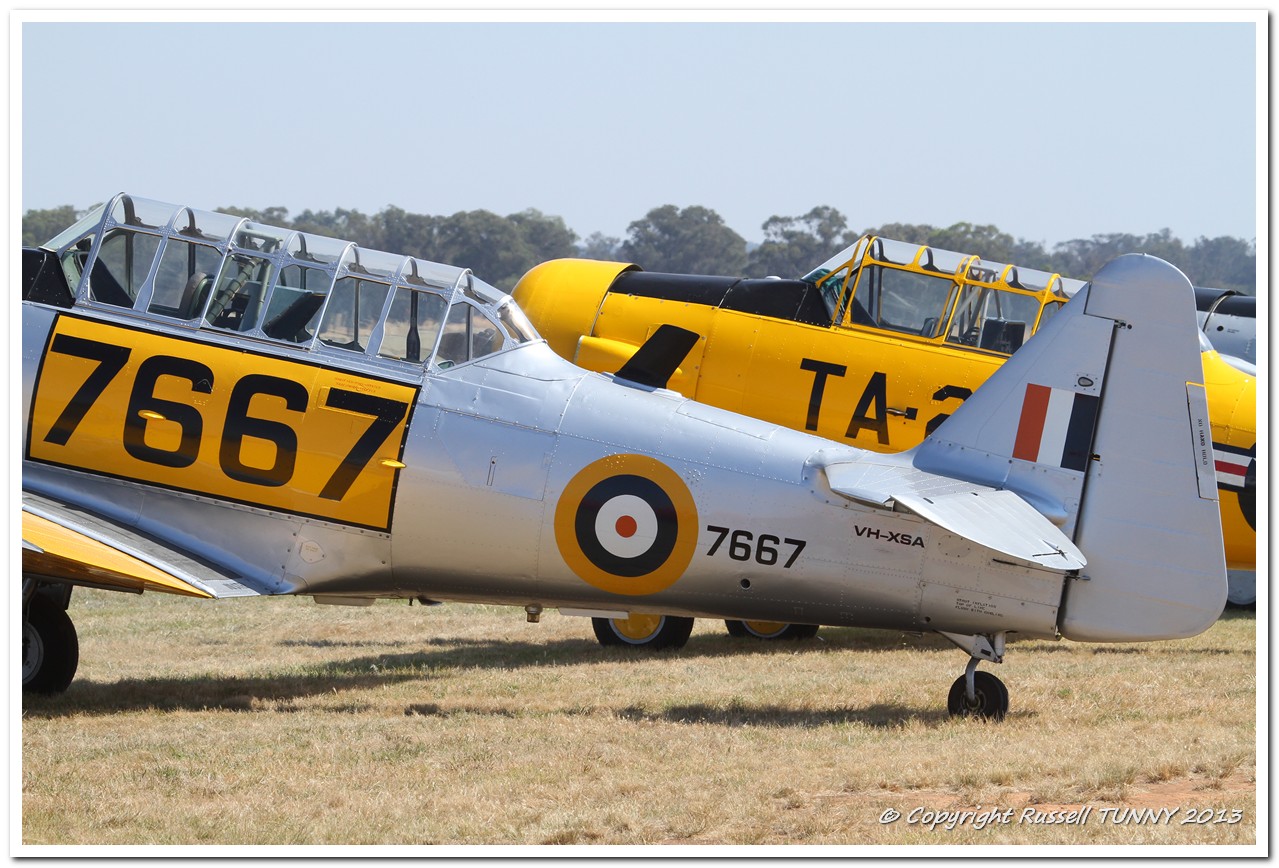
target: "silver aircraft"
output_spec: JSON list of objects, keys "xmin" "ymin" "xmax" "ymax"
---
[{"xmin": 21, "ymin": 194, "xmax": 1227, "ymax": 719}]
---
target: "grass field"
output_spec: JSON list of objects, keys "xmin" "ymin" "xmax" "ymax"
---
[{"xmin": 20, "ymin": 590, "xmax": 1259, "ymax": 849}]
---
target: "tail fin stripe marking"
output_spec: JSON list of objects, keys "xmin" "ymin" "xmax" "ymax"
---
[
  {"xmin": 1012, "ymin": 383, "xmax": 1099, "ymax": 471},
  {"xmin": 1061, "ymin": 393, "xmax": 1100, "ymax": 472},
  {"xmin": 1013, "ymin": 383, "xmax": 1052, "ymax": 462},
  {"xmin": 1037, "ymin": 386, "xmax": 1078, "ymax": 469}
]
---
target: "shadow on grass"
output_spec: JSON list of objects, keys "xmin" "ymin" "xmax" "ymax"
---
[
  {"xmin": 30, "ymin": 609, "xmax": 1246, "ymax": 718},
  {"xmin": 1017, "ymin": 642, "xmax": 1252, "ymax": 656},
  {"xmin": 618, "ymin": 701, "xmax": 955, "ymax": 730},
  {"xmin": 23, "ymin": 627, "xmax": 959, "ymax": 719},
  {"xmin": 402, "ymin": 700, "xmax": 954, "ymax": 730},
  {"xmin": 21, "ymin": 637, "xmax": 583, "ymax": 718}
]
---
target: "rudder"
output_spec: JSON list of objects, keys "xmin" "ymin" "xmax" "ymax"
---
[{"xmin": 1059, "ymin": 255, "xmax": 1225, "ymax": 640}]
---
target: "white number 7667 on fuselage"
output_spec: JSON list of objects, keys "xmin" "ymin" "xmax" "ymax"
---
[{"xmin": 21, "ymin": 194, "xmax": 1226, "ymax": 720}]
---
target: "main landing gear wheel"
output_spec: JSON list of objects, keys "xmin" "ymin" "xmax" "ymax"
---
[
  {"xmin": 947, "ymin": 670, "xmax": 1008, "ymax": 721},
  {"xmin": 724, "ymin": 620, "xmax": 820, "ymax": 640},
  {"xmin": 23, "ymin": 596, "xmax": 79, "ymax": 695},
  {"xmin": 592, "ymin": 614, "xmax": 694, "ymax": 649}
]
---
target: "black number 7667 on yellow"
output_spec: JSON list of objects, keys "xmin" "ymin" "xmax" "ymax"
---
[{"xmin": 28, "ymin": 315, "xmax": 418, "ymax": 531}]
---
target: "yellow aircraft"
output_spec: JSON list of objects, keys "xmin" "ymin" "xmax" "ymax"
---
[{"xmin": 514, "ymin": 235, "xmax": 1257, "ymax": 639}]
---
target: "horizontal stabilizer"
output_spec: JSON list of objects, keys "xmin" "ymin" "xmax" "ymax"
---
[
  {"xmin": 22, "ymin": 493, "xmax": 265, "ymax": 599},
  {"xmin": 822, "ymin": 459, "xmax": 1085, "ymax": 571},
  {"xmin": 894, "ymin": 489, "xmax": 1085, "ymax": 571},
  {"xmin": 824, "ymin": 458, "xmax": 983, "ymax": 508}
]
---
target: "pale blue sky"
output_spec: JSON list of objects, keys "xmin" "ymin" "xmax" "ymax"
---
[{"xmin": 18, "ymin": 16, "xmax": 1262, "ymax": 248}]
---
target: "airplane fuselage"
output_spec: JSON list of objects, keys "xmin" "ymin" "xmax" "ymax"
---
[{"xmin": 21, "ymin": 302, "xmax": 1066, "ymax": 640}]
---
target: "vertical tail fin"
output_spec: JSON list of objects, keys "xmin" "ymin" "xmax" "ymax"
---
[{"xmin": 912, "ymin": 254, "xmax": 1225, "ymax": 641}]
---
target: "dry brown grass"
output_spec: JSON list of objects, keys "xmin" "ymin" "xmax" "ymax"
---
[{"xmin": 20, "ymin": 590, "xmax": 1259, "ymax": 849}]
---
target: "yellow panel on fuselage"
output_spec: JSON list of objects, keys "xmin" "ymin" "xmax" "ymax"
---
[
  {"xmin": 27, "ymin": 315, "xmax": 419, "ymax": 532},
  {"xmin": 697, "ymin": 304, "xmax": 1001, "ymax": 451}
]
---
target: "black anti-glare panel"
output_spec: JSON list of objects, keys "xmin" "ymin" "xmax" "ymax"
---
[
  {"xmin": 608, "ymin": 271, "xmax": 735, "ymax": 306},
  {"xmin": 609, "ymin": 271, "xmax": 831, "ymax": 327},
  {"xmin": 722, "ymin": 279, "xmax": 831, "ymax": 326}
]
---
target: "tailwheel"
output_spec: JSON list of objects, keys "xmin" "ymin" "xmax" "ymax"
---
[
  {"xmin": 592, "ymin": 614, "xmax": 694, "ymax": 649},
  {"xmin": 23, "ymin": 595, "xmax": 79, "ymax": 694},
  {"xmin": 724, "ymin": 620, "xmax": 819, "ymax": 640},
  {"xmin": 947, "ymin": 669, "xmax": 1008, "ymax": 721}
]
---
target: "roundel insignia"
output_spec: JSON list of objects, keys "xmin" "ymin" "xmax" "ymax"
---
[{"xmin": 554, "ymin": 454, "xmax": 699, "ymax": 595}]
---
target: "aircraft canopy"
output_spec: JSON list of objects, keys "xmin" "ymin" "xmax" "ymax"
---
[{"xmin": 38, "ymin": 193, "xmax": 540, "ymax": 372}]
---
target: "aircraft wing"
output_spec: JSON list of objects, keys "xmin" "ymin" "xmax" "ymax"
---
[
  {"xmin": 22, "ymin": 492, "xmax": 265, "ymax": 599},
  {"xmin": 822, "ymin": 460, "xmax": 1086, "ymax": 572}
]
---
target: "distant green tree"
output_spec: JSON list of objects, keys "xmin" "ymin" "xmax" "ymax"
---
[
  {"xmin": 1006, "ymin": 239, "xmax": 1056, "ymax": 271},
  {"xmin": 290, "ymin": 208, "xmax": 383, "ymax": 249},
  {"xmin": 620, "ymin": 205, "xmax": 748, "ymax": 274},
  {"xmin": 433, "ymin": 210, "xmax": 537, "ymax": 289},
  {"xmin": 1048, "ymin": 230, "xmax": 1184, "ymax": 281},
  {"xmin": 578, "ymin": 231, "xmax": 622, "ymax": 261},
  {"xmin": 22, "ymin": 205, "xmax": 81, "ymax": 247},
  {"xmin": 925, "ymin": 223, "xmax": 1020, "ymax": 263},
  {"xmin": 1184, "ymin": 235, "xmax": 1256, "ymax": 293},
  {"xmin": 747, "ymin": 206, "xmax": 856, "ymax": 277},
  {"xmin": 508, "ymin": 208, "xmax": 579, "ymax": 263},
  {"xmin": 862, "ymin": 222, "xmax": 936, "ymax": 246},
  {"xmin": 855, "ymin": 222, "xmax": 1051, "ymax": 269},
  {"xmin": 217, "ymin": 205, "xmax": 292, "ymax": 225},
  {"xmin": 378, "ymin": 206, "xmax": 441, "ymax": 261}
]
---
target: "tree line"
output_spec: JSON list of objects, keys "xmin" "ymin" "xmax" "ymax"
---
[{"xmin": 22, "ymin": 201, "xmax": 1256, "ymax": 294}]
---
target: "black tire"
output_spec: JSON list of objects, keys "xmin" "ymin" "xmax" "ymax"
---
[
  {"xmin": 23, "ymin": 597, "xmax": 79, "ymax": 694},
  {"xmin": 724, "ymin": 620, "xmax": 820, "ymax": 640},
  {"xmin": 947, "ymin": 670, "xmax": 1008, "ymax": 721},
  {"xmin": 592, "ymin": 614, "xmax": 694, "ymax": 649}
]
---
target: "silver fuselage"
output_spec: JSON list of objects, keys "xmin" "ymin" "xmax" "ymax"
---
[{"xmin": 22, "ymin": 300, "xmax": 1067, "ymax": 640}]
